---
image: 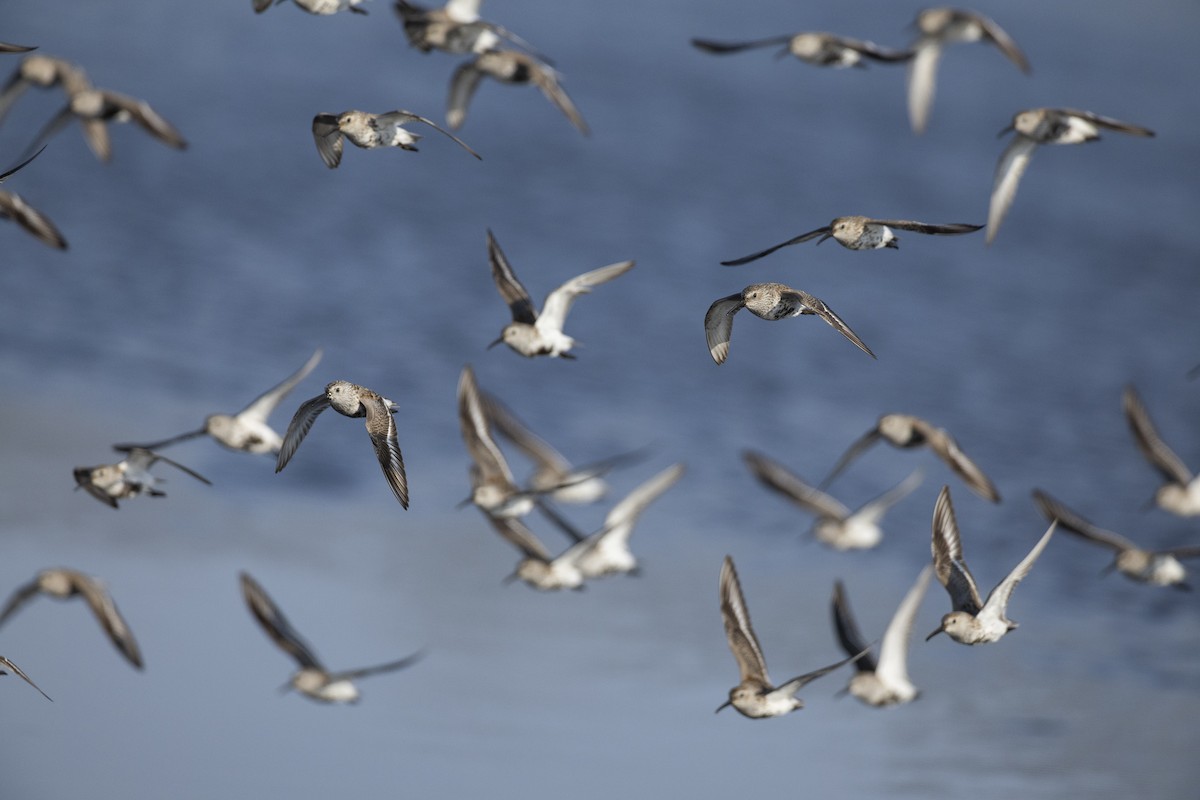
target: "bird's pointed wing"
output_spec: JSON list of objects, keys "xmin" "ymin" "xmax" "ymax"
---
[
  {"xmin": 819, "ymin": 427, "xmax": 882, "ymax": 491},
  {"xmin": 275, "ymin": 394, "xmax": 331, "ymax": 473},
  {"xmin": 787, "ymin": 289, "xmax": 875, "ymax": 358},
  {"xmin": 528, "ymin": 65, "xmax": 589, "ymax": 135},
  {"xmin": 776, "ymin": 647, "xmax": 871, "ymax": 696},
  {"xmin": 830, "ymin": 581, "xmax": 877, "ymax": 672},
  {"xmin": 333, "ymin": 649, "xmax": 426, "ymax": 681},
  {"xmin": 855, "ymin": 468, "xmax": 923, "ymax": 525},
  {"xmin": 483, "ymin": 513, "xmax": 553, "ymax": 561},
  {"xmin": 931, "ymin": 486, "xmax": 983, "ymax": 615},
  {"xmin": 703, "ymin": 293, "xmax": 744, "ymax": 365},
  {"xmin": 446, "ymin": 59, "xmax": 485, "ymax": 130},
  {"xmin": 239, "ymin": 349, "xmax": 324, "ymax": 424},
  {"xmin": 104, "ymin": 91, "xmax": 187, "ymax": 150},
  {"xmin": 401, "ymin": 110, "xmax": 482, "ymax": 159},
  {"xmin": 875, "ymin": 220, "xmax": 983, "ymax": 236},
  {"xmin": 690, "ymin": 35, "xmax": 795, "ymax": 54},
  {"xmin": 112, "ymin": 428, "xmax": 207, "ymax": 453},
  {"xmin": 0, "ymin": 190, "xmax": 68, "ymax": 249},
  {"xmin": 986, "ymin": 134, "xmax": 1037, "ymax": 244},
  {"xmin": 73, "ymin": 572, "xmax": 144, "ymax": 670},
  {"xmin": 0, "ymin": 579, "xmax": 42, "ymax": 628},
  {"xmin": 1066, "ymin": 109, "xmax": 1154, "ymax": 138},
  {"xmin": 312, "ymin": 113, "xmax": 344, "ymax": 169},
  {"xmin": 20, "ymin": 102, "xmax": 78, "ymax": 163},
  {"xmin": 240, "ymin": 572, "xmax": 324, "ymax": 670},
  {"xmin": 846, "ymin": 38, "xmax": 914, "ymax": 62},
  {"xmin": 0, "ymin": 70, "xmax": 31, "ymax": 127},
  {"xmin": 743, "ymin": 450, "xmax": 850, "ymax": 519},
  {"xmin": 905, "ymin": 39, "xmax": 943, "ymax": 134},
  {"xmin": 364, "ymin": 395, "xmax": 409, "ymax": 509},
  {"xmin": 479, "ymin": 389, "xmax": 571, "ymax": 477},
  {"xmin": 1123, "ymin": 384, "xmax": 1193, "ymax": 485},
  {"xmin": 1031, "ymin": 489, "xmax": 1133, "ymax": 553},
  {"xmin": 720, "ymin": 227, "xmax": 830, "ymax": 266},
  {"xmin": 977, "ymin": 13, "xmax": 1030, "ymax": 73},
  {"xmin": 538, "ymin": 259, "xmax": 634, "ymax": 334},
  {"xmin": 79, "ymin": 117, "xmax": 111, "ymax": 162},
  {"xmin": 0, "ymin": 144, "xmax": 46, "ymax": 183},
  {"xmin": 980, "ymin": 522, "xmax": 1056, "ymax": 622},
  {"xmin": 151, "ymin": 452, "xmax": 213, "ymax": 486},
  {"xmin": 487, "ymin": 229, "xmax": 537, "ymax": 324},
  {"xmin": 875, "ymin": 565, "xmax": 932, "ymax": 686},
  {"xmin": 458, "ymin": 366, "xmax": 518, "ymax": 488},
  {"xmin": 0, "ymin": 656, "xmax": 51, "ymax": 701},
  {"xmin": 719, "ymin": 556, "xmax": 770, "ymax": 685},
  {"xmin": 596, "ymin": 462, "xmax": 685, "ymax": 549},
  {"xmin": 917, "ymin": 422, "xmax": 999, "ymax": 502}
]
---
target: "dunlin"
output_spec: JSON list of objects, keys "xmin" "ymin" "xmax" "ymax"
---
[
  {"xmin": 74, "ymin": 447, "xmax": 211, "ymax": 509},
  {"xmin": 572, "ymin": 463, "xmax": 686, "ymax": 579},
  {"xmin": 486, "ymin": 229, "xmax": 634, "ymax": 359},
  {"xmin": 0, "ymin": 656, "xmax": 51, "ymax": 701},
  {"xmin": 988, "ymin": 107, "xmax": 1154, "ymax": 243},
  {"xmin": 1033, "ymin": 489, "xmax": 1200, "ymax": 589},
  {"xmin": 115, "ymin": 349, "xmax": 322, "ymax": 457},
  {"xmin": 832, "ymin": 566, "xmax": 932, "ymax": 707},
  {"xmin": 691, "ymin": 32, "xmax": 912, "ymax": 67},
  {"xmin": 926, "ymin": 486, "xmax": 1055, "ymax": 645},
  {"xmin": 24, "ymin": 87, "xmax": 187, "ymax": 163},
  {"xmin": 482, "ymin": 513, "xmax": 593, "ymax": 591},
  {"xmin": 312, "ymin": 109, "xmax": 480, "ymax": 169},
  {"xmin": 744, "ymin": 450, "xmax": 921, "ymax": 550},
  {"xmin": 254, "ymin": 0, "xmax": 368, "ymax": 16},
  {"xmin": 276, "ymin": 380, "xmax": 409, "ymax": 508},
  {"xmin": 1, "ymin": 187, "xmax": 66, "ymax": 249},
  {"xmin": 240, "ymin": 572, "xmax": 423, "ymax": 703},
  {"xmin": 394, "ymin": 0, "xmax": 541, "ymax": 56},
  {"xmin": 448, "ymin": 49, "xmax": 589, "ymax": 135},
  {"xmin": 1123, "ymin": 384, "xmax": 1200, "ymax": 516},
  {"xmin": 704, "ymin": 282, "xmax": 874, "ymax": 364},
  {"xmin": 821, "ymin": 413, "xmax": 999, "ymax": 502},
  {"xmin": 458, "ymin": 365, "xmax": 536, "ymax": 518},
  {"xmin": 721, "ymin": 216, "xmax": 982, "ymax": 266},
  {"xmin": 907, "ymin": 8, "xmax": 1029, "ymax": 134},
  {"xmin": 478, "ymin": 387, "xmax": 645, "ymax": 503},
  {"xmin": 717, "ymin": 555, "xmax": 866, "ymax": 718},
  {"xmin": 0, "ymin": 54, "xmax": 91, "ymax": 127},
  {"xmin": 0, "ymin": 568, "xmax": 143, "ymax": 669}
]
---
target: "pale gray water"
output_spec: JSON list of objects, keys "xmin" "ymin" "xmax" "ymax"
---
[{"xmin": 1, "ymin": 0, "xmax": 1198, "ymax": 797}]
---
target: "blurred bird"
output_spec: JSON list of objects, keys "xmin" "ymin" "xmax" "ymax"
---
[
  {"xmin": 0, "ymin": 54, "xmax": 91, "ymax": 127},
  {"xmin": 0, "ymin": 568, "xmax": 143, "ymax": 669},
  {"xmin": 254, "ymin": 0, "xmax": 367, "ymax": 15},
  {"xmin": 744, "ymin": 450, "xmax": 921, "ymax": 550},
  {"xmin": 482, "ymin": 513, "xmax": 593, "ymax": 591},
  {"xmin": 394, "ymin": 0, "xmax": 542, "ymax": 57},
  {"xmin": 0, "ymin": 655, "xmax": 51, "ymax": 701},
  {"xmin": 276, "ymin": 380, "xmax": 408, "ymax": 508},
  {"xmin": 115, "ymin": 349, "xmax": 322, "ymax": 457},
  {"xmin": 0, "ymin": 43, "xmax": 36, "ymax": 53},
  {"xmin": 704, "ymin": 282, "xmax": 874, "ymax": 365},
  {"xmin": 0, "ymin": 157, "xmax": 67, "ymax": 250},
  {"xmin": 1122, "ymin": 384, "xmax": 1199, "ymax": 516},
  {"xmin": 1033, "ymin": 489, "xmax": 1200, "ymax": 589},
  {"xmin": 691, "ymin": 31, "xmax": 912, "ymax": 67},
  {"xmin": 926, "ymin": 487, "xmax": 1055, "ymax": 645},
  {"xmin": 572, "ymin": 463, "xmax": 686, "ymax": 578},
  {"xmin": 987, "ymin": 108, "xmax": 1154, "ymax": 243},
  {"xmin": 717, "ymin": 555, "xmax": 867, "ymax": 718},
  {"xmin": 311, "ymin": 109, "xmax": 480, "ymax": 169},
  {"xmin": 721, "ymin": 216, "xmax": 982, "ymax": 265},
  {"xmin": 240, "ymin": 572, "xmax": 423, "ymax": 703},
  {"xmin": 831, "ymin": 566, "xmax": 932, "ymax": 707},
  {"xmin": 486, "ymin": 229, "xmax": 634, "ymax": 359},
  {"xmin": 74, "ymin": 447, "xmax": 211, "ymax": 509},
  {"xmin": 820, "ymin": 413, "xmax": 999, "ymax": 502},
  {"xmin": 907, "ymin": 8, "xmax": 1029, "ymax": 134},
  {"xmin": 23, "ymin": 87, "xmax": 187, "ymax": 163},
  {"xmin": 448, "ymin": 49, "xmax": 588, "ymax": 135}
]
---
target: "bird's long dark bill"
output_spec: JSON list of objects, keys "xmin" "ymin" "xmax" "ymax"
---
[
  {"xmin": 996, "ymin": 123, "xmax": 1015, "ymax": 138},
  {"xmin": 816, "ymin": 232, "xmax": 833, "ymax": 245},
  {"xmin": 486, "ymin": 336, "xmax": 504, "ymax": 350},
  {"xmin": 925, "ymin": 627, "xmax": 945, "ymax": 641},
  {"xmin": 714, "ymin": 699, "xmax": 733, "ymax": 714},
  {"xmin": 501, "ymin": 572, "xmax": 519, "ymax": 585}
]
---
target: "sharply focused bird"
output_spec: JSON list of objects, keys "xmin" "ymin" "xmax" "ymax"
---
[
  {"xmin": 23, "ymin": 86, "xmax": 187, "ymax": 162},
  {"xmin": 115, "ymin": 350, "xmax": 322, "ymax": 457},
  {"xmin": 987, "ymin": 108, "xmax": 1154, "ymax": 243},
  {"xmin": 447, "ymin": 49, "xmax": 589, "ymax": 135},
  {"xmin": 0, "ymin": 568, "xmax": 143, "ymax": 669},
  {"xmin": 831, "ymin": 566, "xmax": 932, "ymax": 707},
  {"xmin": 821, "ymin": 413, "xmax": 999, "ymax": 502},
  {"xmin": 73, "ymin": 447, "xmax": 211, "ymax": 508},
  {"xmin": 311, "ymin": 109, "xmax": 480, "ymax": 169},
  {"xmin": 691, "ymin": 31, "xmax": 912, "ymax": 67},
  {"xmin": 276, "ymin": 380, "xmax": 409, "ymax": 508},
  {"xmin": 926, "ymin": 487, "xmax": 1055, "ymax": 645},
  {"xmin": 1122, "ymin": 384, "xmax": 1200, "ymax": 517},
  {"xmin": 704, "ymin": 282, "xmax": 874, "ymax": 364},
  {"xmin": 240, "ymin": 572, "xmax": 424, "ymax": 703},
  {"xmin": 1033, "ymin": 489, "xmax": 1200, "ymax": 589},
  {"xmin": 717, "ymin": 555, "xmax": 866, "ymax": 718},
  {"xmin": 906, "ymin": 7, "xmax": 1029, "ymax": 134},
  {"xmin": 486, "ymin": 229, "xmax": 634, "ymax": 359},
  {"xmin": 721, "ymin": 215, "xmax": 982, "ymax": 265},
  {"xmin": 744, "ymin": 450, "xmax": 921, "ymax": 550}
]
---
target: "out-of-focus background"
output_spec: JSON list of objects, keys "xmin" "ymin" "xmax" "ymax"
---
[{"xmin": 1, "ymin": 1, "xmax": 1197, "ymax": 797}]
